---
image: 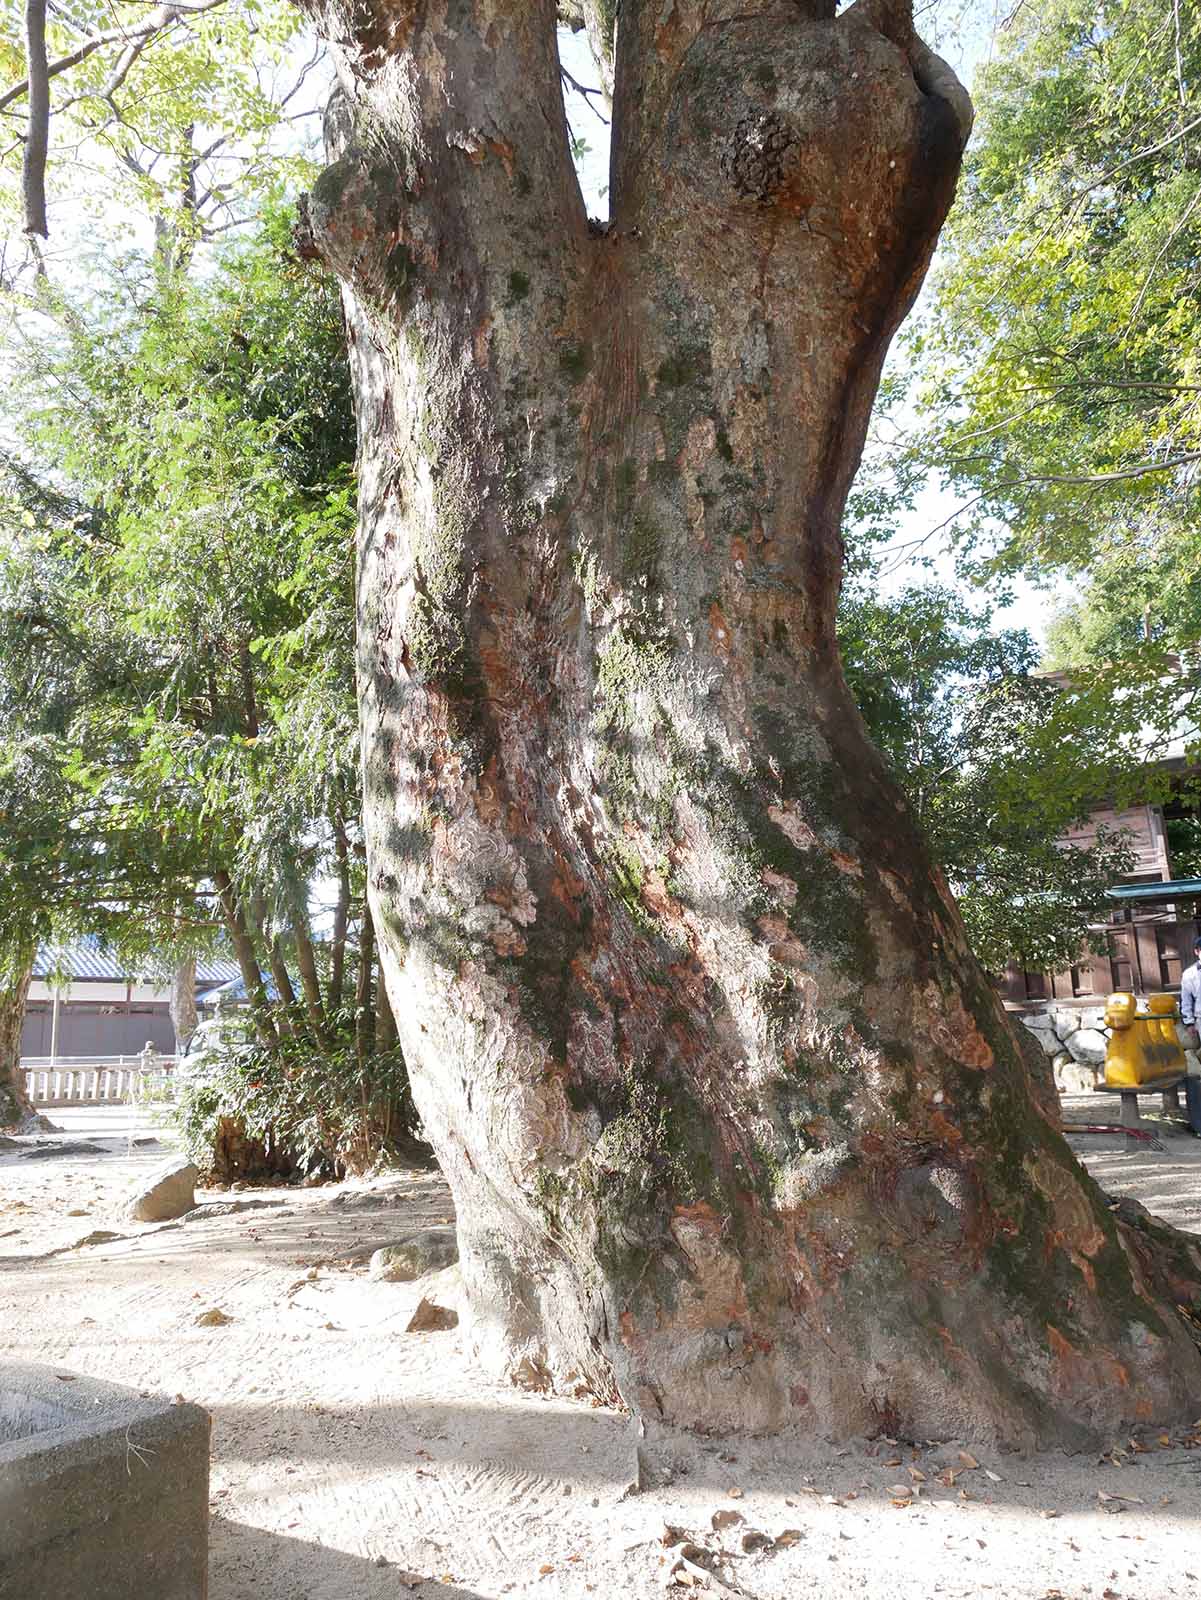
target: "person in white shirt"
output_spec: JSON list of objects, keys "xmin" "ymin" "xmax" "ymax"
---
[{"xmin": 1180, "ymin": 936, "xmax": 1201, "ymax": 1056}]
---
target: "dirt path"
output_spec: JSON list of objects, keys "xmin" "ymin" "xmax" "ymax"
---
[{"xmin": 2, "ymin": 1105, "xmax": 1200, "ymax": 1599}]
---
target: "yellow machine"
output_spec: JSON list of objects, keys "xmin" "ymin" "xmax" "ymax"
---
[{"xmin": 1103, "ymin": 991, "xmax": 1186, "ymax": 1087}]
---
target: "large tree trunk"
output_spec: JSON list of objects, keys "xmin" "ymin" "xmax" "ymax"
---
[
  {"xmin": 0, "ymin": 954, "xmax": 35, "ymax": 1130},
  {"xmin": 303, "ymin": 0, "xmax": 1201, "ymax": 1444}
]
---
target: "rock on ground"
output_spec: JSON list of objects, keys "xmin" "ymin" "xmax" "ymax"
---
[
  {"xmin": 1053, "ymin": 1053, "xmax": 1100, "ymax": 1094},
  {"xmin": 1066, "ymin": 1027, "xmax": 1108, "ymax": 1066},
  {"xmin": 368, "ymin": 1227, "xmax": 458, "ymax": 1282},
  {"xmin": 124, "ymin": 1156, "xmax": 199, "ymax": 1222}
]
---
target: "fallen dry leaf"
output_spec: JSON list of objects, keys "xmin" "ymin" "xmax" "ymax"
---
[
  {"xmin": 775, "ymin": 1529, "xmax": 804, "ymax": 1549},
  {"xmin": 727, "ymin": 1486, "xmax": 745, "ymax": 1499},
  {"xmin": 908, "ymin": 1466, "xmax": 926, "ymax": 1482},
  {"xmin": 958, "ymin": 1451, "xmax": 980, "ymax": 1469},
  {"xmin": 195, "ymin": 1307, "xmax": 232, "ymax": 1327},
  {"xmin": 710, "ymin": 1510, "xmax": 744, "ymax": 1532},
  {"xmin": 405, "ymin": 1297, "xmax": 458, "ymax": 1334}
]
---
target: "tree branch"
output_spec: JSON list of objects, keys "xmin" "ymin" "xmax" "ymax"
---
[
  {"xmin": 22, "ymin": 0, "xmax": 50, "ymax": 237},
  {"xmin": 0, "ymin": 0, "xmax": 231, "ymax": 115}
]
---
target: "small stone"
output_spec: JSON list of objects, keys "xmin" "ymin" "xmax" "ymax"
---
[
  {"xmin": 711, "ymin": 1509, "xmax": 744, "ymax": 1532},
  {"xmin": 369, "ymin": 1227, "xmax": 459, "ymax": 1282},
  {"xmin": 124, "ymin": 1157, "xmax": 199, "ymax": 1222},
  {"xmin": 195, "ymin": 1307, "xmax": 233, "ymax": 1327}
]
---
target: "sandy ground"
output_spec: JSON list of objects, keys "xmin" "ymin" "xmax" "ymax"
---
[{"xmin": 2, "ymin": 1099, "xmax": 1200, "ymax": 1599}]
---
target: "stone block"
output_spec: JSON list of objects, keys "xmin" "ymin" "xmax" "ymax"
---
[
  {"xmin": 0, "ymin": 1362, "xmax": 210, "ymax": 1600},
  {"xmin": 1051, "ymin": 1008, "xmax": 1080, "ymax": 1042},
  {"xmin": 1054, "ymin": 1052, "xmax": 1100, "ymax": 1094}
]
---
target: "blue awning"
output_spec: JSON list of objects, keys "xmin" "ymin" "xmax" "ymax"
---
[{"xmin": 1105, "ymin": 878, "xmax": 1201, "ymax": 905}]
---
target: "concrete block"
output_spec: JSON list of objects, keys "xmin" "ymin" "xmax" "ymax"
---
[{"xmin": 0, "ymin": 1362, "xmax": 210, "ymax": 1600}]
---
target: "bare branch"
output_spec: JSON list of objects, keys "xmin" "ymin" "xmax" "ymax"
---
[
  {"xmin": 101, "ymin": 35, "xmax": 153, "ymax": 100},
  {"xmin": 880, "ymin": 453, "xmax": 1201, "ymax": 574},
  {"xmin": 0, "ymin": 0, "xmax": 231, "ymax": 115},
  {"xmin": 560, "ymin": 62, "xmax": 609, "ymax": 125},
  {"xmin": 22, "ymin": 0, "xmax": 50, "ymax": 237}
]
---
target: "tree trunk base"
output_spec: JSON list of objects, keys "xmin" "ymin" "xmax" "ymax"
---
[
  {"xmin": 450, "ymin": 1169, "xmax": 1201, "ymax": 1451},
  {"xmin": 13, "ymin": 1109, "xmax": 59, "ymax": 1135},
  {"xmin": 208, "ymin": 1117, "xmax": 298, "ymax": 1185},
  {"xmin": 0, "ymin": 1097, "xmax": 56, "ymax": 1136}
]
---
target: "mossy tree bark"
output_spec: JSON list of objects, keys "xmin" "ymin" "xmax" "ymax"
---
[
  {"xmin": 0, "ymin": 952, "xmax": 35, "ymax": 1130},
  {"xmin": 302, "ymin": 0, "xmax": 1201, "ymax": 1444}
]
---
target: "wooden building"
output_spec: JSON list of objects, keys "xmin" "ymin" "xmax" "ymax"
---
[
  {"xmin": 1002, "ymin": 794, "xmax": 1200, "ymax": 1010},
  {"xmin": 20, "ymin": 940, "xmax": 241, "ymax": 1060}
]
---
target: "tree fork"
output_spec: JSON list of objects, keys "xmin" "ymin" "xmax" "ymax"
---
[{"xmin": 301, "ymin": 0, "xmax": 1201, "ymax": 1443}]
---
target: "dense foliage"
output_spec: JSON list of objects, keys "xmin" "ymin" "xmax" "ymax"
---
[
  {"xmin": 0, "ymin": 213, "xmax": 415, "ymax": 1162},
  {"xmin": 839, "ymin": 584, "xmax": 1135, "ymax": 973},
  {"xmin": 907, "ymin": 0, "xmax": 1200, "ymax": 732},
  {"xmin": 175, "ymin": 1011, "xmax": 414, "ymax": 1179}
]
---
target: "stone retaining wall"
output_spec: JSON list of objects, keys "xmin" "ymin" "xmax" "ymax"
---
[{"xmin": 1018, "ymin": 1004, "xmax": 1201, "ymax": 1094}]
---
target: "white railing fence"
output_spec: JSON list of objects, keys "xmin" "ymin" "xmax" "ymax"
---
[{"xmin": 21, "ymin": 1053, "xmax": 177, "ymax": 1107}]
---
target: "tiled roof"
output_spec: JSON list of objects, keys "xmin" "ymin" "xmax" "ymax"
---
[
  {"xmin": 32, "ymin": 937, "xmax": 241, "ymax": 986},
  {"xmin": 198, "ymin": 973, "xmax": 290, "ymax": 1006}
]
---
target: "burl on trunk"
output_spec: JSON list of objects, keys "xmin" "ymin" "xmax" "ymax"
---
[{"xmin": 301, "ymin": 0, "xmax": 1201, "ymax": 1444}]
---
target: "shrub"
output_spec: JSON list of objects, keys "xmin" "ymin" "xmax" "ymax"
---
[{"xmin": 173, "ymin": 1013, "xmax": 416, "ymax": 1181}]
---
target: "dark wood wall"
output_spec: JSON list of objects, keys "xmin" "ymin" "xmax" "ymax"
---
[
  {"xmin": 1003, "ymin": 916, "xmax": 1199, "ymax": 1007},
  {"xmin": 21, "ymin": 1001, "xmax": 176, "ymax": 1058}
]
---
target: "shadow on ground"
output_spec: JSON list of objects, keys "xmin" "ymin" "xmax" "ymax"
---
[
  {"xmin": 210, "ymin": 1517, "xmax": 488, "ymax": 1599},
  {"xmin": 209, "ymin": 1398, "xmax": 1201, "ymax": 1519}
]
